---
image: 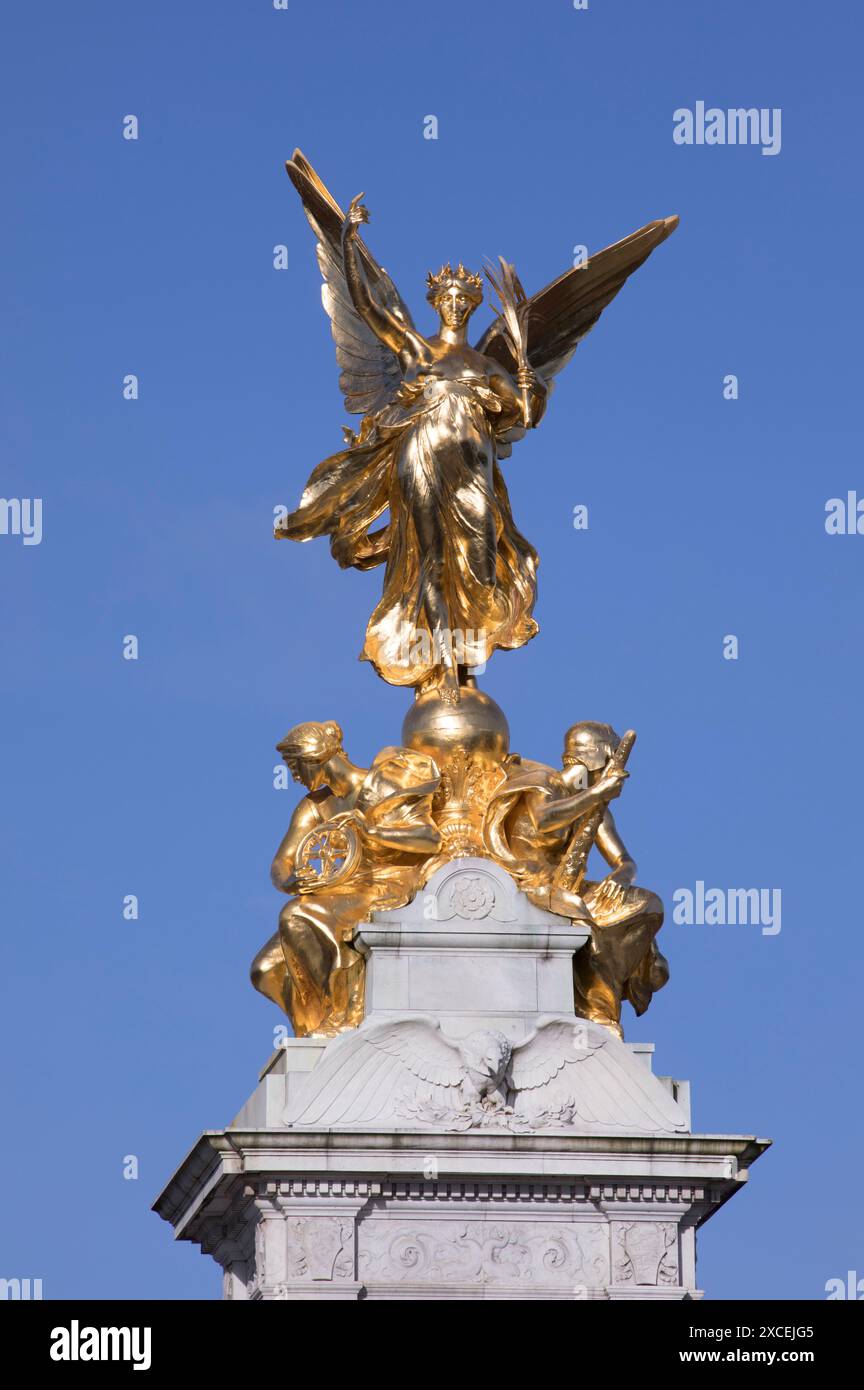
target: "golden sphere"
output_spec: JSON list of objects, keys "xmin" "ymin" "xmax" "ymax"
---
[{"xmin": 402, "ymin": 687, "xmax": 510, "ymax": 764}]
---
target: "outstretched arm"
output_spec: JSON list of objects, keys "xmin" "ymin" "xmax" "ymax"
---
[{"xmin": 342, "ymin": 196, "xmax": 423, "ymax": 360}]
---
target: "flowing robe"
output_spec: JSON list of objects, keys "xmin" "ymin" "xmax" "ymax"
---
[{"xmin": 278, "ymin": 371, "xmax": 539, "ymax": 687}]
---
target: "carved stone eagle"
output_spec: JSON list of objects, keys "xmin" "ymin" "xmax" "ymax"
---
[{"xmin": 283, "ymin": 1014, "xmax": 689, "ymax": 1134}]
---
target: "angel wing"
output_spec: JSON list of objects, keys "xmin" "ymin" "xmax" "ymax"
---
[
  {"xmin": 475, "ymin": 216, "xmax": 679, "ymax": 382},
  {"xmin": 507, "ymin": 1017, "xmax": 688, "ymax": 1133},
  {"xmin": 286, "ymin": 149, "xmax": 415, "ymax": 415},
  {"xmin": 283, "ymin": 1015, "xmax": 465, "ymax": 1128}
]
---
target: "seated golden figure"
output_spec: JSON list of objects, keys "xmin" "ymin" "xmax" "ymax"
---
[
  {"xmin": 484, "ymin": 720, "xmax": 668, "ymax": 1036},
  {"xmin": 250, "ymin": 720, "xmax": 441, "ymax": 1037}
]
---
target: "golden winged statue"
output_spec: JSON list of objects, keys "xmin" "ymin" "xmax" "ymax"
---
[{"xmin": 278, "ymin": 150, "xmax": 678, "ymax": 701}]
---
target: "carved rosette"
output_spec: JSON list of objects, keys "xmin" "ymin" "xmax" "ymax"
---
[{"xmin": 447, "ymin": 873, "xmax": 495, "ymax": 919}]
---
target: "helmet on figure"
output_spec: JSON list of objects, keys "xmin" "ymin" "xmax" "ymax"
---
[
  {"xmin": 562, "ymin": 720, "xmax": 620, "ymax": 773},
  {"xmin": 276, "ymin": 720, "xmax": 343, "ymax": 763}
]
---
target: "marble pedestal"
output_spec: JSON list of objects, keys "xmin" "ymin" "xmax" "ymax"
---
[{"xmin": 154, "ymin": 860, "xmax": 769, "ymax": 1300}]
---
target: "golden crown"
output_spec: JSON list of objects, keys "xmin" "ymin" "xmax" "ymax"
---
[{"xmin": 425, "ymin": 262, "xmax": 484, "ymax": 303}]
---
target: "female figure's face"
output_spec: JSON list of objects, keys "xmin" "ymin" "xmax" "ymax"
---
[
  {"xmin": 285, "ymin": 755, "xmax": 327, "ymax": 791},
  {"xmin": 436, "ymin": 285, "xmax": 475, "ymax": 331}
]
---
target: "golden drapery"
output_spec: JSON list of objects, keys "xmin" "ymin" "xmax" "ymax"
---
[{"xmin": 278, "ymin": 376, "xmax": 539, "ymax": 687}]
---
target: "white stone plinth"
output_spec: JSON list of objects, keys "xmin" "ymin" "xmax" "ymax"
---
[
  {"xmin": 154, "ymin": 860, "xmax": 769, "ymax": 1299},
  {"xmin": 359, "ymin": 858, "xmax": 589, "ymax": 1036}
]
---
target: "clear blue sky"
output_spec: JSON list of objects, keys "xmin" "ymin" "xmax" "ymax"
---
[{"xmin": 1, "ymin": 0, "xmax": 861, "ymax": 1300}]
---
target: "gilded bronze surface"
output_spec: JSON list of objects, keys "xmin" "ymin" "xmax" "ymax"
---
[
  {"xmin": 277, "ymin": 150, "xmax": 677, "ymax": 701},
  {"xmin": 251, "ymin": 721, "xmax": 441, "ymax": 1036},
  {"xmin": 252, "ymin": 703, "xmax": 667, "ymax": 1039},
  {"xmin": 250, "ymin": 153, "xmax": 678, "ymax": 1040},
  {"xmin": 482, "ymin": 719, "xmax": 667, "ymax": 1037}
]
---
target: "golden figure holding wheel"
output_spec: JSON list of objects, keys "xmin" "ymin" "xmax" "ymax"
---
[
  {"xmin": 251, "ymin": 721, "xmax": 441, "ymax": 1037},
  {"xmin": 293, "ymin": 818, "xmax": 361, "ymax": 890}
]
